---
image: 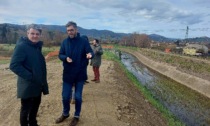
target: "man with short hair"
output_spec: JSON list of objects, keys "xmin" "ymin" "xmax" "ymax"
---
[
  {"xmin": 56, "ymin": 21, "xmax": 94, "ymax": 126},
  {"xmin": 90, "ymin": 39, "xmax": 103, "ymax": 83},
  {"xmin": 10, "ymin": 24, "xmax": 49, "ymax": 126}
]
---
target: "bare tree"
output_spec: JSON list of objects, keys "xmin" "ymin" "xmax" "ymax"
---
[{"xmin": 119, "ymin": 32, "xmax": 151, "ymax": 48}]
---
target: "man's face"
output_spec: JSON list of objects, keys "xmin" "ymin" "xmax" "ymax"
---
[
  {"xmin": 27, "ymin": 28, "xmax": 41, "ymax": 43},
  {"xmin": 67, "ymin": 26, "xmax": 77, "ymax": 38},
  {"xmin": 93, "ymin": 40, "xmax": 97, "ymax": 45}
]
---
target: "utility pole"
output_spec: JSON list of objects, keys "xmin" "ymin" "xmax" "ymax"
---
[{"xmin": 185, "ymin": 26, "xmax": 189, "ymax": 43}]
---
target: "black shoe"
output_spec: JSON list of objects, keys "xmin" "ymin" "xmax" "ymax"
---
[
  {"xmin": 69, "ymin": 117, "xmax": 79, "ymax": 126},
  {"xmin": 55, "ymin": 114, "xmax": 69, "ymax": 124},
  {"xmin": 29, "ymin": 124, "xmax": 39, "ymax": 126}
]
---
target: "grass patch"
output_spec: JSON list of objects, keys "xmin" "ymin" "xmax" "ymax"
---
[
  {"xmin": 0, "ymin": 44, "xmax": 15, "ymax": 57},
  {"xmin": 42, "ymin": 46, "xmax": 59, "ymax": 56},
  {"xmin": 0, "ymin": 59, "xmax": 10, "ymax": 64},
  {"xmin": 139, "ymin": 48, "xmax": 210, "ymax": 74},
  {"xmin": 103, "ymin": 50, "xmax": 120, "ymax": 61},
  {"xmin": 0, "ymin": 44, "xmax": 59, "ymax": 57}
]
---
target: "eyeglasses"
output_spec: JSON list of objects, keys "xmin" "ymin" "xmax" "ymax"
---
[
  {"xmin": 67, "ymin": 29, "xmax": 75, "ymax": 32},
  {"xmin": 29, "ymin": 33, "xmax": 40, "ymax": 36}
]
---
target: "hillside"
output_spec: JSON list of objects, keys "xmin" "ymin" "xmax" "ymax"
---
[{"xmin": 0, "ymin": 23, "xmax": 128, "ymax": 44}]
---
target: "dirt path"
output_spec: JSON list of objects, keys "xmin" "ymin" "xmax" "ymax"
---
[{"xmin": 0, "ymin": 59, "xmax": 167, "ymax": 126}]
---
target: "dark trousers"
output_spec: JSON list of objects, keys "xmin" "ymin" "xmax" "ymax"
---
[
  {"xmin": 20, "ymin": 95, "xmax": 41, "ymax": 126},
  {"xmin": 62, "ymin": 81, "xmax": 84, "ymax": 117},
  {"xmin": 93, "ymin": 66, "xmax": 100, "ymax": 80}
]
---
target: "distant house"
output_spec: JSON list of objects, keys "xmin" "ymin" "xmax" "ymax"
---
[
  {"xmin": 150, "ymin": 42, "xmax": 160, "ymax": 47},
  {"xmin": 183, "ymin": 43, "xmax": 208, "ymax": 56}
]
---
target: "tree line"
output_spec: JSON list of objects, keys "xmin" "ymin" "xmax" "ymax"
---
[{"xmin": 0, "ymin": 23, "xmax": 152, "ymax": 48}]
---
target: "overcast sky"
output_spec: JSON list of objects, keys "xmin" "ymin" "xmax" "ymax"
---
[{"xmin": 0, "ymin": 0, "xmax": 209, "ymax": 38}]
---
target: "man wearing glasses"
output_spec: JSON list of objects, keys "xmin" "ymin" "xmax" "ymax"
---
[
  {"xmin": 10, "ymin": 24, "xmax": 49, "ymax": 126},
  {"xmin": 56, "ymin": 21, "xmax": 94, "ymax": 126}
]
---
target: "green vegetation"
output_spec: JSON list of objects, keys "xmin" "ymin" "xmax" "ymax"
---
[
  {"xmin": 139, "ymin": 48, "xmax": 210, "ymax": 74},
  {"xmin": 0, "ymin": 44, "xmax": 59, "ymax": 57},
  {"xmin": 114, "ymin": 44, "xmax": 138, "ymax": 51},
  {"xmin": 0, "ymin": 59, "xmax": 10, "ymax": 64},
  {"xmin": 0, "ymin": 44, "xmax": 15, "ymax": 57},
  {"xmin": 103, "ymin": 50, "xmax": 185, "ymax": 126},
  {"xmin": 0, "ymin": 44, "xmax": 16, "ymax": 50},
  {"xmin": 42, "ymin": 46, "xmax": 59, "ymax": 56},
  {"xmin": 0, "ymin": 44, "xmax": 60, "ymax": 64}
]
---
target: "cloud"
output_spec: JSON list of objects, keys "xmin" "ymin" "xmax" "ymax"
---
[{"xmin": 0, "ymin": 0, "xmax": 209, "ymax": 38}]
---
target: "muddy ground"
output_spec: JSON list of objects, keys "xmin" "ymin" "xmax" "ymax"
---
[{"xmin": 0, "ymin": 59, "xmax": 168, "ymax": 126}]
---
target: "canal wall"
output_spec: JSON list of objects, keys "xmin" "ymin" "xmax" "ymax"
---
[{"xmin": 122, "ymin": 49, "xmax": 210, "ymax": 99}]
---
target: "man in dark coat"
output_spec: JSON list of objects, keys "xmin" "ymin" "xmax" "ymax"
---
[
  {"xmin": 10, "ymin": 24, "xmax": 49, "ymax": 126},
  {"xmin": 90, "ymin": 39, "xmax": 103, "ymax": 83},
  {"xmin": 55, "ymin": 21, "xmax": 94, "ymax": 126}
]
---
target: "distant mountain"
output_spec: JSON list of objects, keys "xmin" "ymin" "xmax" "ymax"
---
[
  {"xmin": 0, "ymin": 23, "xmax": 210, "ymax": 43},
  {"xmin": 148, "ymin": 34, "xmax": 177, "ymax": 42},
  {"xmin": 148, "ymin": 34, "xmax": 210, "ymax": 43},
  {"xmin": 78, "ymin": 28, "xmax": 129, "ymax": 40},
  {"xmin": 39, "ymin": 24, "xmax": 128, "ymax": 40},
  {"xmin": 185, "ymin": 36, "xmax": 210, "ymax": 43},
  {"xmin": 39, "ymin": 24, "xmax": 66, "ymax": 32}
]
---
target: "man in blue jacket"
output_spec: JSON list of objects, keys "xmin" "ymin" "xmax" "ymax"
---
[
  {"xmin": 10, "ymin": 24, "xmax": 49, "ymax": 126},
  {"xmin": 55, "ymin": 21, "xmax": 94, "ymax": 126}
]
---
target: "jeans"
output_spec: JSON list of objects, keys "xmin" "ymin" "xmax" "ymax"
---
[
  {"xmin": 20, "ymin": 95, "xmax": 41, "ymax": 126},
  {"xmin": 62, "ymin": 81, "xmax": 84, "ymax": 117}
]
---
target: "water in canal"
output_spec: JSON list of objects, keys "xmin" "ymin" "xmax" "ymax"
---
[{"xmin": 121, "ymin": 52, "xmax": 210, "ymax": 126}]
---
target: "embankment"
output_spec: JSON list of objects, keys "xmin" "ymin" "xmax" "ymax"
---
[{"xmin": 122, "ymin": 49, "xmax": 210, "ymax": 99}]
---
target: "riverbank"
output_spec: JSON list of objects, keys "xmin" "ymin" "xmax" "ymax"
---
[{"xmin": 121, "ymin": 48, "xmax": 210, "ymax": 99}]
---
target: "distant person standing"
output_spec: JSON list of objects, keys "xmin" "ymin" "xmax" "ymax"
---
[
  {"xmin": 90, "ymin": 39, "xmax": 103, "ymax": 83},
  {"xmin": 56, "ymin": 21, "xmax": 94, "ymax": 126},
  {"xmin": 9, "ymin": 24, "xmax": 49, "ymax": 126}
]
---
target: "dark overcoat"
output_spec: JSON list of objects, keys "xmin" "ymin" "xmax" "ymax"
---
[
  {"xmin": 59, "ymin": 34, "xmax": 94, "ymax": 83},
  {"xmin": 10, "ymin": 37, "xmax": 49, "ymax": 99},
  {"xmin": 90, "ymin": 44, "xmax": 103, "ymax": 67}
]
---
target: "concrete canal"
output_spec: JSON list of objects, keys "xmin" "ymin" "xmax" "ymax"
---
[{"xmin": 121, "ymin": 52, "xmax": 210, "ymax": 126}]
